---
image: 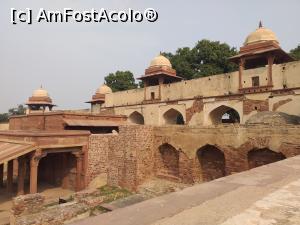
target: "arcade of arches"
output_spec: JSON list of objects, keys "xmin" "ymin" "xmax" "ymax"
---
[{"xmin": 155, "ymin": 143, "xmax": 289, "ymax": 184}]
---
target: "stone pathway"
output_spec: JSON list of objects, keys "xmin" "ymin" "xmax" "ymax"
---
[
  {"xmin": 220, "ymin": 178, "xmax": 300, "ymax": 225},
  {"xmin": 73, "ymin": 156, "xmax": 300, "ymax": 225}
]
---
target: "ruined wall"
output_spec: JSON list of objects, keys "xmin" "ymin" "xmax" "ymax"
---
[
  {"xmin": 153, "ymin": 125, "xmax": 300, "ymax": 183},
  {"xmin": 86, "ymin": 124, "xmax": 300, "ymax": 191},
  {"xmin": 87, "ymin": 134, "xmax": 112, "ymax": 185},
  {"xmin": 87, "ymin": 126, "xmax": 154, "ymax": 191}
]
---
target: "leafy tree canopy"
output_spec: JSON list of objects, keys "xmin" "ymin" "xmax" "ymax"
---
[
  {"xmin": 290, "ymin": 44, "xmax": 300, "ymax": 60},
  {"xmin": 8, "ymin": 104, "xmax": 26, "ymax": 116},
  {"xmin": 0, "ymin": 113, "xmax": 8, "ymax": 123},
  {"xmin": 104, "ymin": 71, "xmax": 138, "ymax": 92},
  {"xmin": 0, "ymin": 104, "xmax": 26, "ymax": 123},
  {"xmin": 163, "ymin": 39, "xmax": 238, "ymax": 79}
]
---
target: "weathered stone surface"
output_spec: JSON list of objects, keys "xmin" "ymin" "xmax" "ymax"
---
[
  {"xmin": 14, "ymin": 203, "xmax": 89, "ymax": 225},
  {"xmin": 74, "ymin": 189, "xmax": 100, "ymax": 202},
  {"xmin": 12, "ymin": 194, "xmax": 45, "ymax": 216}
]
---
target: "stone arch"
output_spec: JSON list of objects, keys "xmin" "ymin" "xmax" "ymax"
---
[
  {"xmin": 156, "ymin": 143, "xmax": 180, "ymax": 181},
  {"xmin": 209, "ymin": 105, "xmax": 240, "ymax": 125},
  {"xmin": 163, "ymin": 108, "xmax": 185, "ymax": 125},
  {"xmin": 196, "ymin": 145, "xmax": 226, "ymax": 181},
  {"xmin": 128, "ymin": 111, "xmax": 144, "ymax": 124},
  {"xmin": 247, "ymin": 148, "xmax": 286, "ymax": 169}
]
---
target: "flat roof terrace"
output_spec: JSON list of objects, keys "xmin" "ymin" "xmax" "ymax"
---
[{"xmin": 0, "ymin": 130, "xmax": 90, "ymax": 148}]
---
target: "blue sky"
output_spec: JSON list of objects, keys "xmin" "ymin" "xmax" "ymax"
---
[{"xmin": 1, "ymin": 0, "xmax": 299, "ymax": 112}]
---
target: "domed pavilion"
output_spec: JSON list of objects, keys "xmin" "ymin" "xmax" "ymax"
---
[
  {"xmin": 138, "ymin": 54, "xmax": 182, "ymax": 100},
  {"xmin": 87, "ymin": 83, "xmax": 113, "ymax": 113},
  {"xmin": 229, "ymin": 22, "xmax": 294, "ymax": 93},
  {"xmin": 26, "ymin": 86, "xmax": 55, "ymax": 114}
]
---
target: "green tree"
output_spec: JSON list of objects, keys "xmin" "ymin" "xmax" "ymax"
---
[
  {"xmin": 163, "ymin": 47, "xmax": 195, "ymax": 80},
  {"xmin": 290, "ymin": 44, "xmax": 300, "ymax": 60},
  {"xmin": 164, "ymin": 39, "xmax": 238, "ymax": 79},
  {"xmin": 0, "ymin": 104, "xmax": 26, "ymax": 123},
  {"xmin": 0, "ymin": 113, "xmax": 8, "ymax": 123},
  {"xmin": 104, "ymin": 71, "xmax": 138, "ymax": 92},
  {"xmin": 8, "ymin": 104, "xmax": 26, "ymax": 116}
]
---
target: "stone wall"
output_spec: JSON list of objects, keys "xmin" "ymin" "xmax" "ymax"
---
[
  {"xmin": 87, "ymin": 126, "xmax": 154, "ymax": 191},
  {"xmin": 87, "ymin": 134, "xmax": 112, "ymax": 185},
  {"xmin": 104, "ymin": 61, "xmax": 300, "ymax": 108},
  {"xmin": 86, "ymin": 124, "xmax": 300, "ymax": 191},
  {"xmin": 153, "ymin": 125, "xmax": 300, "ymax": 184}
]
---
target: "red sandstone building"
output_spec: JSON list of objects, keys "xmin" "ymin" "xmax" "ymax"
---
[
  {"xmin": 0, "ymin": 22, "xmax": 299, "ymax": 198},
  {"xmin": 0, "ymin": 88, "xmax": 126, "ymax": 194}
]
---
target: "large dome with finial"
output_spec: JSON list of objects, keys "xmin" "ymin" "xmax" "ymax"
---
[
  {"xmin": 244, "ymin": 22, "xmax": 279, "ymax": 46},
  {"xmin": 149, "ymin": 55, "xmax": 172, "ymax": 68}
]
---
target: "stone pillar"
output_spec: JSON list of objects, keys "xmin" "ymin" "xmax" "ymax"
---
[
  {"xmin": 238, "ymin": 58, "xmax": 245, "ymax": 90},
  {"xmin": 7, "ymin": 160, "xmax": 14, "ymax": 193},
  {"xmin": 143, "ymin": 81, "xmax": 148, "ymax": 100},
  {"xmin": 0, "ymin": 164, "xmax": 3, "ymax": 187},
  {"xmin": 158, "ymin": 77, "xmax": 164, "ymax": 99},
  {"xmin": 29, "ymin": 150, "xmax": 45, "ymax": 194},
  {"xmin": 73, "ymin": 152, "xmax": 83, "ymax": 191},
  {"xmin": 267, "ymin": 55, "xmax": 275, "ymax": 86},
  {"xmin": 17, "ymin": 156, "xmax": 26, "ymax": 196},
  {"xmin": 61, "ymin": 153, "xmax": 68, "ymax": 189}
]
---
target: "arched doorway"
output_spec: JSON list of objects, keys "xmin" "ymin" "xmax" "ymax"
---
[
  {"xmin": 128, "ymin": 111, "xmax": 144, "ymax": 124},
  {"xmin": 247, "ymin": 148, "xmax": 286, "ymax": 169},
  {"xmin": 197, "ymin": 145, "xmax": 226, "ymax": 181},
  {"xmin": 209, "ymin": 105, "xmax": 240, "ymax": 125},
  {"xmin": 163, "ymin": 109, "xmax": 185, "ymax": 125},
  {"xmin": 157, "ymin": 144, "xmax": 179, "ymax": 179}
]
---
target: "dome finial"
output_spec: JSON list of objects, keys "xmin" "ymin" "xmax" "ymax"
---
[{"xmin": 259, "ymin": 21, "xmax": 263, "ymax": 28}]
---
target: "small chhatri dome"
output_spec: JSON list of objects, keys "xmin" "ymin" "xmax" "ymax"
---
[
  {"xmin": 96, "ymin": 84, "xmax": 112, "ymax": 95},
  {"xmin": 26, "ymin": 85, "xmax": 55, "ymax": 114},
  {"xmin": 149, "ymin": 55, "xmax": 172, "ymax": 68},
  {"xmin": 244, "ymin": 22, "xmax": 279, "ymax": 46},
  {"xmin": 32, "ymin": 86, "xmax": 49, "ymax": 98}
]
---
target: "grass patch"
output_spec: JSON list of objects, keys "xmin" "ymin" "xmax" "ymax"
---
[{"xmin": 97, "ymin": 185, "xmax": 132, "ymax": 203}]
